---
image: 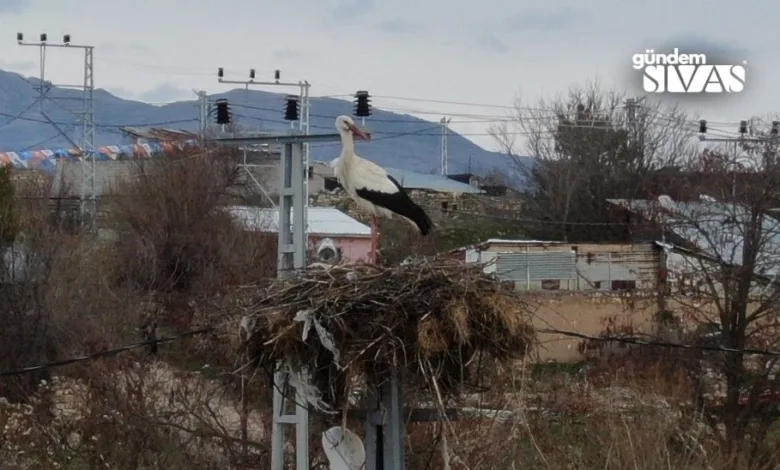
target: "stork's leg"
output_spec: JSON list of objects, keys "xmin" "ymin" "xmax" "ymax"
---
[
  {"xmin": 369, "ymin": 215, "xmax": 376, "ymax": 264},
  {"xmin": 373, "ymin": 215, "xmax": 380, "ymax": 264},
  {"xmin": 367, "ymin": 215, "xmax": 380, "ymax": 264}
]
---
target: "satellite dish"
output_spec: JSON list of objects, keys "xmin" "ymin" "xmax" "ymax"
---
[
  {"xmin": 317, "ymin": 238, "xmax": 341, "ymax": 264},
  {"xmin": 322, "ymin": 426, "xmax": 365, "ymax": 470},
  {"xmin": 657, "ymin": 194, "xmax": 675, "ymax": 211}
]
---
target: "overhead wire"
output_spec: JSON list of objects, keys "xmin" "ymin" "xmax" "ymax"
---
[{"xmin": 3, "ymin": 320, "xmax": 780, "ymax": 378}]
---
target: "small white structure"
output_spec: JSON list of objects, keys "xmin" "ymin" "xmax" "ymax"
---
[
  {"xmin": 322, "ymin": 426, "xmax": 365, "ymax": 470},
  {"xmin": 228, "ymin": 206, "xmax": 373, "ymax": 264}
]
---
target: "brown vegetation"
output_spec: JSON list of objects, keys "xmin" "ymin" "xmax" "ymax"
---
[{"xmin": 4, "ymin": 83, "xmax": 780, "ymax": 468}]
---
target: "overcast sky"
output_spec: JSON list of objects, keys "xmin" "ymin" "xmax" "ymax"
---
[{"xmin": 0, "ymin": 0, "xmax": 774, "ymax": 151}]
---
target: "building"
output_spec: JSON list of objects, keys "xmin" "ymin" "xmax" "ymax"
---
[
  {"xmin": 459, "ymin": 239, "xmax": 662, "ymax": 291},
  {"xmin": 228, "ymin": 205, "xmax": 371, "ymax": 264},
  {"xmin": 119, "ymin": 127, "xmax": 199, "ymax": 145},
  {"xmin": 607, "ymin": 197, "xmax": 780, "ymax": 295}
]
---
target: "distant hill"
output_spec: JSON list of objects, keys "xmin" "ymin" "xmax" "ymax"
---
[{"xmin": 0, "ymin": 69, "xmax": 533, "ymax": 184}]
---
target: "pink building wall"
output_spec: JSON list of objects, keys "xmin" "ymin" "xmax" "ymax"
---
[{"xmin": 308, "ymin": 235, "xmax": 372, "ymax": 264}]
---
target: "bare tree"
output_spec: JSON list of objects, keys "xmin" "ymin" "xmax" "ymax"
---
[
  {"xmin": 490, "ymin": 81, "xmax": 695, "ymax": 241},
  {"xmin": 621, "ymin": 125, "xmax": 780, "ymax": 462}
]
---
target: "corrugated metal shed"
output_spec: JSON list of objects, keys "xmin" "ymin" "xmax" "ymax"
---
[
  {"xmin": 463, "ymin": 239, "xmax": 660, "ymax": 291},
  {"xmin": 496, "ymin": 252, "xmax": 576, "ymax": 287},
  {"xmin": 229, "ymin": 206, "xmax": 371, "ymax": 237},
  {"xmin": 576, "ymin": 247, "xmax": 659, "ymax": 290}
]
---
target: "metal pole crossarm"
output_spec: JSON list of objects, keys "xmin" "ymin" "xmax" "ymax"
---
[
  {"xmin": 18, "ymin": 42, "xmax": 94, "ymax": 49},
  {"xmin": 215, "ymin": 133, "xmax": 341, "ymax": 145},
  {"xmin": 218, "ymin": 78, "xmax": 304, "ymax": 87},
  {"xmin": 44, "ymin": 83, "xmax": 91, "ymax": 89},
  {"xmin": 700, "ymin": 136, "xmax": 777, "ymax": 142}
]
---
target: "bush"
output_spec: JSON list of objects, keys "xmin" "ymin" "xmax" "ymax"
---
[{"xmin": 107, "ymin": 152, "xmax": 276, "ymax": 327}]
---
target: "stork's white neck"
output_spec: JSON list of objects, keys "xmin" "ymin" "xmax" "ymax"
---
[{"xmin": 338, "ymin": 128, "xmax": 356, "ymax": 158}]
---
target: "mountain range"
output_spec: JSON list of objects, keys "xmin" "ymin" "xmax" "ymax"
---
[{"xmin": 0, "ymin": 69, "xmax": 531, "ymax": 182}]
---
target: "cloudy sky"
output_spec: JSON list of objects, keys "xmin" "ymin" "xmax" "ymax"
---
[{"xmin": 0, "ymin": 0, "xmax": 773, "ymax": 151}]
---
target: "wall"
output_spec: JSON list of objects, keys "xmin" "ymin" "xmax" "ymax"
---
[
  {"xmin": 530, "ymin": 292, "xmax": 657, "ymax": 362},
  {"xmin": 307, "ymin": 235, "xmax": 371, "ymax": 264},
  {"xmin": 312, "ymin": 187, "xmax": 524, "ymax": 222}
]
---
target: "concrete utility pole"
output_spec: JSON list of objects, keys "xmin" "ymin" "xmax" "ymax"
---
[
  {"xmin": 215, "ymin": 132, "xmax": 341, "ymax": 470},
  {"xmin": 17, "ymin": 33, "xmax": 96, "ymax": 231},
  {"xmin": 440, "ymin": 116, "xmax": 451, "ymax": 175},
  {"xmin": 698, "ymin": 118, "xmax": 780, "ymax": 198},
  {"xmin": 624, "ymin": 96, "xmax": 645, "ymax": 151},
  {"xmin": 193, "ymin": 89, "xmax": 208, "ymax": 142}
]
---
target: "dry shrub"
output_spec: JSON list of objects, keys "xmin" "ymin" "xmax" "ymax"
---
[
  {"xmin": 0, "ymin": 177, "xmax": 141, "ymax": 402},
  {"xmin": 107, "ymin": 151, "xmax": 276, "ymax": 324},
  {"xmin": 0, "ymin": 359, "xmax": 270, "ymax": 469},
  {"xmin": 400, "ymin": 367, "xmax": 779, "ymax": 470},
  {"xmin": 228, "ymin": 259, "xmax": 535, "ymax": 409}
]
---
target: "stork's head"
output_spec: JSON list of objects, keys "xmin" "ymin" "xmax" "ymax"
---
[{"xmin": 335, "ymin": 115, "xmax": 370, "ymax": 141}]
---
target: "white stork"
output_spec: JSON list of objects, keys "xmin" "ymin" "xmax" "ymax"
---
[{"xmin": 332, "ymin": 115, "xmax": 432, "ymax": 264}]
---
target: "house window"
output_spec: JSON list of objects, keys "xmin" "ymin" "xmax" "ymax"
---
[
  {"xmin": 441, "ymin": 201, "xmax": 449, "ymax": 210},
  {"xmin": 541, "ymin": 279, "xmax": 560, "ymax": 290},
  {"xmin": 611, "ymin": 280, "xmax": 636, "ymax": 291},
  {"xmin": 451, "ymin": 204, "xmax": 458, "ymax": 211},
  {"xmin": 593, "ymin": 281, "xmax": 602, "ymax": 289}
]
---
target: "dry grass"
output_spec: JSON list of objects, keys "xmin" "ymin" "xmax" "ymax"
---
[{"xmin": 3, "ymin": 152, "xmax": 780, "ymax": 468}]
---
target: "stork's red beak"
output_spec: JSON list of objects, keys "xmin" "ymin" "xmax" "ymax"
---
[{"xmin": 348, "ymin": 123, "xmax": 371, "ymax": 141}]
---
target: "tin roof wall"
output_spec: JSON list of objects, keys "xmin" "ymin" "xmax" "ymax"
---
[{"xmin": 228, "ymin": 205, "xmax": 371, "ymax": 237}]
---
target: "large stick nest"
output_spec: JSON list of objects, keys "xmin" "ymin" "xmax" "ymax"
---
[{"xmin": 230, "ymin": 260, "xmax": 536, "ymax": 410}]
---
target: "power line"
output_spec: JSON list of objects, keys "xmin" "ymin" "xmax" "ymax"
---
[
  {"xmin": 0, "ymin": 112, "xmax": 198, "ymax": 131},
  {"xmin": 538, "ymin": 327, "xmax": 780, "ymax": 357},
  {"xmin": 5, "ymin": 322, "xmax": 780, "ymax": 378},
  {"xmin": 0, "ymin": 327, "xmax": 216, "ymax": 377},
  {"xmin": 0, "ymin": 97, "xmax": 42, "ymax": 130}
]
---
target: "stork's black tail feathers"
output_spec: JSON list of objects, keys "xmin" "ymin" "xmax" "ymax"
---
[
  {"xmin": 355, "ymin": 174, "xmax": 433, "ymax": 236},
  {"xmin": 408, "ymin": 201, "xmax": 432, "ymax": 235}
]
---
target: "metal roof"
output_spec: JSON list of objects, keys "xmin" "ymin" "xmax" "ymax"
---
[
  {"xmin": 383, "ymin": 167, "xmax": 484, "ymax": 193},
  {"xmin": 608, "ymin": 198, "xmax": 780, "ymax": 276},
  {"xmin": 323, "ymin": 159, "xmax": 483, "ymax": 193},
  {"xmin": 228, "ymin": 205, "xmax": 371, "ymax": 237},
  {"xmin": 120, "ymin": 127, "xmax": 198, "ymax": 141}
]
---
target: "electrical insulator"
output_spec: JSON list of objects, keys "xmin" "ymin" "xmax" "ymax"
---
[
  {"xmin": 16, "ymin": 33, "xmax": 23, "ymax": 42},
  {"xmin": 772, "ymin": 121, "xmax": 779, "ymax": 136},
  {"xmin": 699, "ymin": 120, "xmax": 707, "ymax": 133},
  {"xmin": 217, "ymin": 67, "xmax": 224, "ymax": 78},
  {"xmin": 284, "ymin": 95, "xmax": 300, "ymax": 121},
  {"xmin": 215, "ymin": 99, "xmax": 231, "ymax": 125},
  {"xmin": 63, "ymin": 34, "xmax": 70, "ymax": 44},
  {"xmin": 739, "ymin": 120, "xmax": 748, "ymax": 134},
  {"xmin": 354, "ymin": 90, "xmax": 371, "ymax": 117},
  {"xmin": 40, "ymin": 33, "xmax": 47, "ymax": 42},
  {"xmin": 274, "ymin": 70, "xmax": 281, "ymax": 81},
  {"xmin": 249, "ymin": 69, "xmax": 255, "ymax": 80}
]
